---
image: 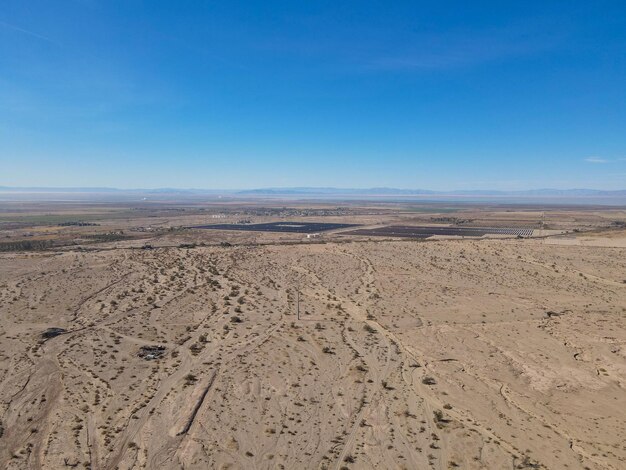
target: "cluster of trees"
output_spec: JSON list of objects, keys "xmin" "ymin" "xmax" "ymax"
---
[
  {"xmin": 58, "ymin": 221, "xmax": 99, "ymax": 226},
  {"xmin": 0, "ymin": 240, "xmax": 53, "ymax": 252}
]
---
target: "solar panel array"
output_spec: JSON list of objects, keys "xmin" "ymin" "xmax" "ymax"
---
[
  {"xmin": 345, "ymin": 225, "xmax": 534, "ymax": 238},
  {"xmin": 192, "ymin": 221, "xmax": 359, "ymax": 233},
  {"xmin": 478, "ymin": 227, "xmax": 534, "ymax": 237}
]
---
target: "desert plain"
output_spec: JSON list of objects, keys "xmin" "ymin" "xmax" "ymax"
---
[{"xmin": 0, "ymin": 199, "xmax": 625, "ymax": 470}]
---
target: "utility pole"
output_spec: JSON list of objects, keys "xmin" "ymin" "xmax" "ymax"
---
[{"xmin": 297, "ymin": 289, "xmax": 300, "ymax": 320}]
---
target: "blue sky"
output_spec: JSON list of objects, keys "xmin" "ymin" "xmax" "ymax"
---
[{"xmin": 1, "ymin": 1, "xmax": 625, "ymax": 190}]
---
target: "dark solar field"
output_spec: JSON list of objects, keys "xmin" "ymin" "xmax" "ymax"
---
[
  {"xmin": 345, "ymin": 225, "xmax": 534, "ymax": 238},
  {"xmin": 193, "ymin": 221, "xmax": 359, "ymax": 233}
]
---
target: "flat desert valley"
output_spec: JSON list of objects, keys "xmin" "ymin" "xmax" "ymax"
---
[{"xmin": 0, "ymin": 199, "xmax": 625, "ymax": 470}]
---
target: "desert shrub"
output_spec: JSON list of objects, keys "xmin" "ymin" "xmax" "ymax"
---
[{"xmin": 363, "ymin": 324, "xmax": 376, "ymax": 334}]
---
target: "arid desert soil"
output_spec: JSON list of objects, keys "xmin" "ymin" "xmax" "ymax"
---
[{"xmin": 0, "ymin": 208, "xmax": 625, "ymax": 470}]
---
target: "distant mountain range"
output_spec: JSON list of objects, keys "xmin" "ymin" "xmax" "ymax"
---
[
  {"xmin": 1, "ymin": 186, "xmax": 625, "ymax": 196},
  {"xmin": 236, "ymin": 187, "xmax": 626, "ymax": 197}
]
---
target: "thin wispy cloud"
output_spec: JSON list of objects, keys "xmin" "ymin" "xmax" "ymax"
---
[
  {"xmin": 0, "ymin": 20, "xmax": 55, "ymax": 43},
  {"xmin": 584, "ymin": 157, "xmax": 609, "ymax": 163},
  {"xmin": 584, "ymin": 157, "xmax": 626, "ymax": 164},
  {"xmin": 365, "ymin": 20, "xmax": 566, "ymax": 72}
]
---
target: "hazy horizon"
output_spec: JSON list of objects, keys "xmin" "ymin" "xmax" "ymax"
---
[
  {"xmin": 1, "ymin": 185, "xmax": 626, "ymax": 193},
  {"xmin": 2, "ymin": 185, "xmax": 626, "ymax": 207}
]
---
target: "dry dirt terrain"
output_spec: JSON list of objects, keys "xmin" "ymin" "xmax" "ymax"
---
[{"xmin": 0, "ymin": 203, "xmax": 625, "ymax": 470}]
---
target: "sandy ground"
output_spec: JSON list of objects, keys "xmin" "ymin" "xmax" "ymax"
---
[{"xmin": 0, "ymin": 209, "xmax": 625, "ymax": 470}]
